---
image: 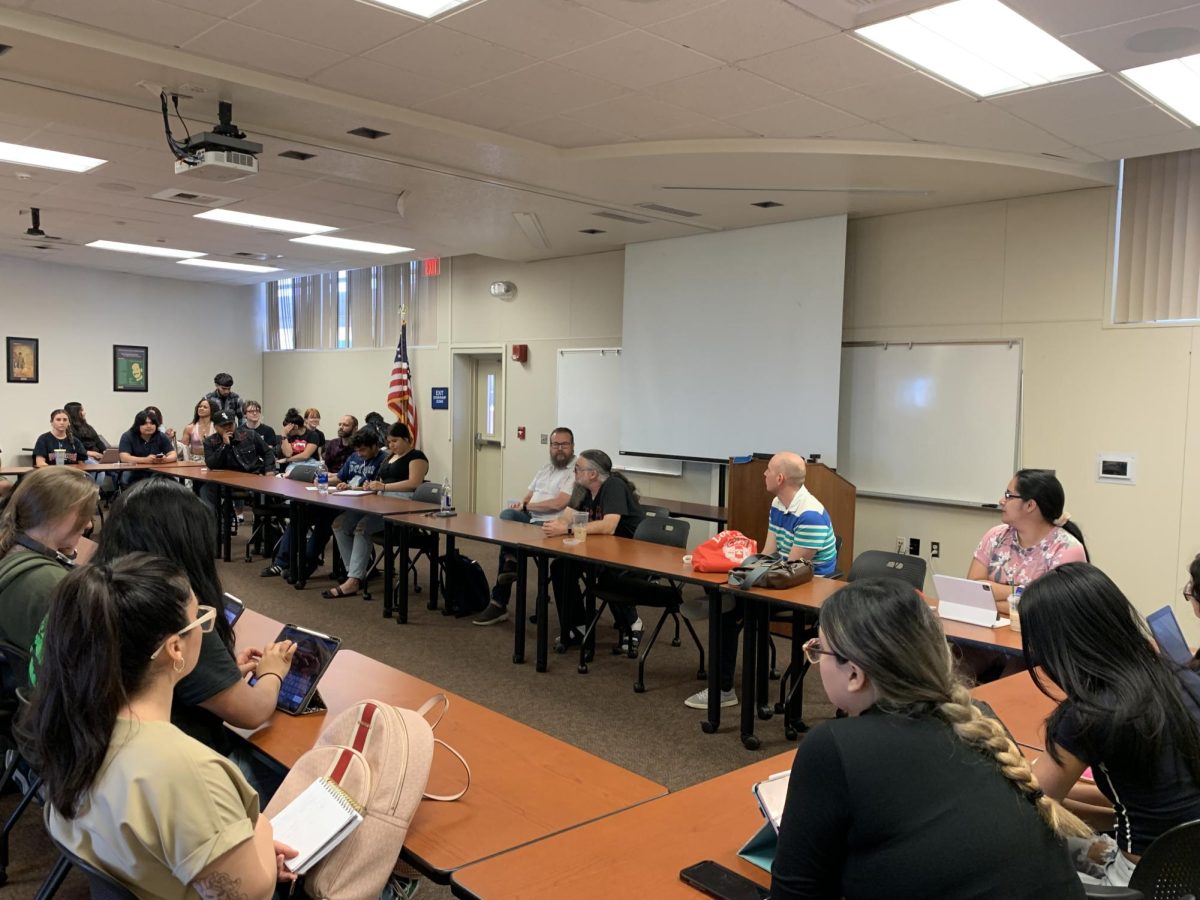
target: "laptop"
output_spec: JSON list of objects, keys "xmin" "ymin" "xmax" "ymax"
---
[
  {"xmin": 1147, "ymin": 605, "xmax": 1195, "ymax": 666},
  {"xmin": 933, "ymin": 574, "xmax": 1010, "ymax": 629}
]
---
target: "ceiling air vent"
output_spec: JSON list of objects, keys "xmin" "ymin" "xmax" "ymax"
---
[
  {"xmin": 579, "ymin": 228, "xmax": 606, "ymax": 235},
  {"xmin": 150, "ymin": 188, "xmax": 238, "ymax": 209},
  {"xmin": 348, "ymin": 126, "xmax": 390, "ymax": 140},
  {"xmin": 752, "ymin": 200, "xmax": 784, "ymax": 208},
  {"xmin": 592, "ymin": 211, "xmax": 651, "ymax": 225},
  {"xmin": 235, "ymin": 251, "xmax": 272, "ymax": 261},
  {"xmin": 635, "ymin": 202, "xmax": 702, "ymax": 218},
  {"xmin": 279, "ymin": 150, "xmax": 316, "ymax": 160}
]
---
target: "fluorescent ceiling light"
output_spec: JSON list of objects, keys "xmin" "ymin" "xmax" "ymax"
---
[
  {"xmin": 361, "ymin": 0, "xmax": 475, "ymax": 18},
  {"xmin": 290, "ymin": 235, "xmax": 414, "ymax": 255},
  {"xmin": 86, "ymin": 240, "xmax": 205, "ymax": 259},
  {"xmin": 178, "ymin": 259, "xmax": 282, "ymax": 273},
  {"xmin": 856, "ymin": 0, "xmax": 1100, "ymax": 97},
  {"xmin": 0, "ymin": 141, "xmax": 106, "ymax": 173},
  {"xmin": 1123, "ymin": 53, "xmax": 1200, "ymax": 126},
  {"xmin": 194, "ymin": 209, "xmax": 336, "ymax": 235}
]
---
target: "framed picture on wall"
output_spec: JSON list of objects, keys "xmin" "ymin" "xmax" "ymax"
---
[
  {"xmin": 113, "ymin": 344, "xmax": 148, "ymax": 392},
  {"xmin": 6, "ymin": 337, "xmax": 38, "ymax": 384}
]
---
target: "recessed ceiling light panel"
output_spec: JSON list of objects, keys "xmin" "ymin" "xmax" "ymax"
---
[
  {"xmin": 178, "ymin": 258, "xmax": 281, "ymax": 273},
  {"xmin": 0, "ymin": 140, "xmax": 106, "ymax": 173},
  {"xmin": 360, "ymin": 0, "xmax": 476, "ymax": 19},
  {"xmin": 86, "ymin": 240, "xmax": 205, "ymax": 259},
  {"xmin": 855, "ymin": 0, "xmax": 1100, "ymax": 97},
  {"xmin": 290, "ymin": 235, "xmax": 414, "ymax": 254},
  {"xmin": 1123, "ymin": 53, "xmax": 1200, "ymax": 126},
  {"xmin": 194, "ymin": 209, "xmax": 336, "ymax": 235}
]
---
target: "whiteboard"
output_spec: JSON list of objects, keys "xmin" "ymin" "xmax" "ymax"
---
[
  {"xmin": 557, "ymin": 349, "xmax": 682, "ymax": 477},
  {"xmin": 837, "ymin": 342, "xmax": 1021, "ymax": 506}
]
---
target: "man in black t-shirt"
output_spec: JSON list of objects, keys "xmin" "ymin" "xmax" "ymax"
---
[{"xmin": 542, "ymin": 449, "xmax": 643, "ymax": 654}]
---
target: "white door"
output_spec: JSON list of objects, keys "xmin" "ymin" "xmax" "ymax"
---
[{"xmin": 472, "ymin": 356, "xmax": 503, "ymax": 514}]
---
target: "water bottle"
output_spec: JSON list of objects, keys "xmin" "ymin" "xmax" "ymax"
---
[
  {"xmin": 316, "ymin": 460, "xmax": 329, "ymax": 496},
  {"xmin": 1010, "ymin": 585, "xmax": 1024, "ymax": 632},
  {"xmin": 441, "ymin": 477, "xmax": 452, "ymax": 513}
]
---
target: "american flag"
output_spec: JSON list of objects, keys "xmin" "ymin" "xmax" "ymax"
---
[{"xmin": 387, "ymin": 311, "xmax": 419, "ymax": 445}]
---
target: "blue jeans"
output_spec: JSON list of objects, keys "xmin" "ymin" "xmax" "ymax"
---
[
  {"xmin": 492, "ymin": 507, "xmax": 532, "ymax": 607},
  {"xmin": 333, "ymin": 511, "xmax": 384, "ymax": 580}
]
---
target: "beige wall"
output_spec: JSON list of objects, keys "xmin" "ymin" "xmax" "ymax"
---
[
  {"xmin": 0, "ymin": 257, "xmax": 259, "ymax": 465},
  {"xmin": 843, "ymin": 187, "xmax": 1200, "ymax": 644}
]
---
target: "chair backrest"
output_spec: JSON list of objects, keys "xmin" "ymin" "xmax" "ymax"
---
[
  {"xmin": 412, "ymin": 481, "xmax": 442, "ymax": 504},
  {"xmin": 1128, "ymin": 818, "xmax": 1200, "ymax": 900},
  {"xmin": 633, "ymin": 516, "xmax": 691, "ymax": 549},
  {"xmin": 641, "ymin": 506, "xmax": 671, "ymax": 519},
  {"xmin": 847, "ymin": 550, "xmax": 927, "ymax": 590},
  {"xmin": 50, "ymin": 838, "xmax": 139, "ymax": 900}
]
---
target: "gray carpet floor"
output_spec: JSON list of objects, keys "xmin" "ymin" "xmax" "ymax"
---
[{"xmin": 1, "ymin": 512, "xmax": 836, "ymax": 898}]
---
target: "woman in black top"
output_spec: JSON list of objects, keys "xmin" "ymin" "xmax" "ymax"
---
[
  {"xmin": 772, "ymin": 578, "xmax": 1087, "ymax": 900},
  {"xmin": 1187, "ymin": 552, "xmax": 1199, "ymax": 671},
  {"xmin": 63, "ymin": 402, "xmax": 106, "ymax": 460},
  {"xmin": 33, "ymin": 409, "xmax": 89, "ymax": 467},
  {"xmin": 1021, "ymin": 562, "xmax": 1200, "ymax": 885},
  {"xmin": 363, "ymin": 422, "xmax": 429, "ymax": 495}
]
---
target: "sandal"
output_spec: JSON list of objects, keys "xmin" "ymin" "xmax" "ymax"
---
[{"xmin": 321, "ymin": 586, "xmax": 359, "ymax": 599}]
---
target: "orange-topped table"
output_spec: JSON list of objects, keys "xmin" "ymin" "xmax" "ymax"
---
[
  {"xmin": 972, "ymin": 672, "xmax": 1059, "ymax": 752},
  {"xmin": 233, "ymin": 608, "xmax": 666, "ymax": 882}
]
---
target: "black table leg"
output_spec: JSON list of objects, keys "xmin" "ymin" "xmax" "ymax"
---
[
  {"xmin": 756, "ymin": 606, "xmax": 772, "ymax": 721},
  {"xmin": 220, "ymin": 485, "xmax": 232, "ymax": 562},
  {"xmin": 741, "ymin": 599, "xmax": 761, "ymax": 750},
  {"xmin": 535, "ymin": 556, "xmax": 549, "ymax": 673},
  {"xmin": 293, "ymin": 503, "xmax": 308, "ymax": 589},
  {"xmin": 513, "ymin": 548, "xmax": 528, "ymax": 664},
  {"xmin": 383, "ymin": 519, "xmax": 395, "ymax": 619},
  {"xmin": 701, "ymin": 586, "xmax": 722, "ymax": 734},
  {"xmin": 437, "ymin": 534, "xmax": 452, "ymax": 614},
  {"xmin": 396, "ymin": 523, "xmax": 410, "ymax": 624}
]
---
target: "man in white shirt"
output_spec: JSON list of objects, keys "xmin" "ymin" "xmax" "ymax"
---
[{"xmin": 473, "ymin": 427, "xmax": 576, "ymax": 626}]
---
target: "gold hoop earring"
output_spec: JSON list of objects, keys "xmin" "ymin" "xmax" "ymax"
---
[{"xmin": 173, "ymin": 657, "xmax": 184, "ymax": 674}]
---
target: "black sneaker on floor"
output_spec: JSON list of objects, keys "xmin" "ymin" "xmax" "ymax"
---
[
  {"xmin": 473, "ymin": 603, "xmax": 510, "ymax": 626},
  {"xmin": 260, "ymin": 565, "xmax": 283, "ymax": 578}
]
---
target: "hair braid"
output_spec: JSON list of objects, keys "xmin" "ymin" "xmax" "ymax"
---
[{"xmin": 936, "ymin": 684, "xmax": 1091, "ymax": 839}]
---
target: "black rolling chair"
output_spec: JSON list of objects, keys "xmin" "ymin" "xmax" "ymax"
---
[
  {"xmin": 362, "ymin": 481, "xmax": 442, "ymax": 603},
  {"xmin": 0, "ymin": 644, "xmax": 35, "ymax": 889},
  {"xmin": 1083, "ymin": 819, "xmax": 1200, "ymax": 899},
  {"xmin": 641, "ymin": 505, "xmax": 671, "ymax": 519},
  {"xmin": 37, "ymin": 838, "xmax": 138, "ymax": 900},
  {"xmin": 578, "ymin": 517, "xmax": 700, "ymax": 690},
  {"xmin": 847, "ymin": 549, "xmax": 927, "ymax": 589}
]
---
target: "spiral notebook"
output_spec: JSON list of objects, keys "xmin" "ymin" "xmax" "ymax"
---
[{"xmin": 269, "ymin": 777, "xmax": 364, "ymax": 874}]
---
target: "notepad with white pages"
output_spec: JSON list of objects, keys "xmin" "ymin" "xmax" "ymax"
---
[
  {"xmin": 269, "ymin": 777, "xmax": 363, "ymax": 874},
  {"xmin": 304, "ymin": 487, "xmax": 372, "ymax": 495}
]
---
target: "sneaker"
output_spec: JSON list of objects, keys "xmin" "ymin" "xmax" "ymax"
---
[
  {"xmin": 496, "ymin": 571, "xmax": 518, "ymax": 586},
  {"xmin": 684, "ymin": 688, "xmax": 738, "ymax": 710},
  {"xmin": 260, "ymin": 564, "xmax": 283, "ymax": 578},
  {"xmin": 472, "ymin": 603, "xmax": 510, "ymax": 626},
  {"xmin": 612, "ymin": 629, "xmax": 642, "ymax": 656},
  {"xmin": 381, "ymin": 874, "xmax": 420, "ymax": 900}
]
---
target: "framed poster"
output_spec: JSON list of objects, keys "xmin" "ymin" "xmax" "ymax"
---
[
  {"xmin": 113, "ymin": 344, "xmax": 148, "ymax": 392},
  {"xmin": 6, "ymin": 337, "xmax": 38, "ymax": 383}
]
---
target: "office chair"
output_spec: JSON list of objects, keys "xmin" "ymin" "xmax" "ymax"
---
[
  {"xmin": 37, "ymin": 838, "xmax": 138, "ymax": 900},
  {"xmin": 362, "ymin": 481, "xmax": 441, "ymax": 604},
  {"xmin": 0, "ymin": 656, "xmax": 36, "ymax": 890},
  {"xmin": 846, "ymin": 549, "xmax": 927, "ymax": 589},
  {"xmin": 1082, "ymin": 818, "xmax": 1200, "ymax": 900},
  {"xmin": 580, "ymin": 517, "xmax": 702, "ymax": 692},
  {"xmin": 640, "ymin": 505, "xmax": 671, "ymax": 519}
]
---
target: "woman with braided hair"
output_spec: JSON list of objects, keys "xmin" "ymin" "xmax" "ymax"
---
[
  {"xmin": 771, "ymin": 578, "xmax": 1087, "ymax": 899},
  {"xmin": 1021, "ymin": 562, "xmax": 1200, "ymax": 887}
]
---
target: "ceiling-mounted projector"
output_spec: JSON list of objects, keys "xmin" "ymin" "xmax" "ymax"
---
[{"xmin": 171, "ymin": 99, "xmax": 262, "ymax": 183}]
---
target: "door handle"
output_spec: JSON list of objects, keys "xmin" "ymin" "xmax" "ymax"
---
[{"xmin": 474, "ymin": 432, "xmax": 501, "ymax": 450}]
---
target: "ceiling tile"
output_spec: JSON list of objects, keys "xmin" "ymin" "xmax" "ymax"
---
[
  {"xmin": 1060, "ymin": 6, "xmax": 1200, "ymax": 71},
  {"xmin": 308, "ymin": 57, "xmax": 455, "ymax": 108},
  {"xmin": 232, "ymin": 0, "xmax": 423, "ymax": 55},
  {"xmin": 823, "ymin": 121, "xmax": 910, "ymax": 142},
  {"xmin": 365, "ymin": 25, "xmax": 538, "ymax": 89},
  {"xmin": 416, "ymin": 87, "xmax": 544, "ymax": 132},
  {"xmin": 639, "ymin": 119, "xmax": 757, "ymax": 140},
  {"xmin": 648, "ymin": 0, "xmax": 837, "ymax": 64},
  {"xmin": 482, "ymin": 63, "xmax": 628, "ymax": 115},
  {"xmin": 1004, "ymin": 0, "xmax": 1200, "ymax": 38},
  {"xmin": 649, "ymin": 67, "xmax": 798, "ymax": 118},
  {"xmin": 1087, "ymin": 128, "xmax": 1200, "ymax": 161},
  {"xmin": 725, "ymin": 95, "xmax": 864, "ymax": 137},
  {"xmin": 555, "ymin": 30, "xmax": 722, "ymax": 91},
  {"xmin": 991, "ymin": 75, "xmax": 1151, "ymax": 131},
  {"xmin": 181, "ymin": 21, "xmax": 347, "ymax": 78},
  {"xmin": 564, "ymin": 94, "xmax": 717, "ymax": 138},
  {"xmin": 505, "ymin": 116, "xmax": 630, "ymax": 148},
  {"xmin": 882, "ymin": 103, "xmax": 1076, "ymax": 155},
  {"xmin": 438, "ymin": 0, "xmax": 630, "ymax": 60},
  {"xmin": 741, "ymin": 34, "xmax": 912, "ymax": 96},
  {"xmin": 158, "ymin": 0, "xmax": 253, "ymax": 17},
  {"xmin": 1041, "ymin": 105, "xmax": 1188, "ymax": 147},
  {"xmin": 29, "ymin": 0, "xmax": 222, "ymax": 46},
  {"xmin": 572, "ymin": 0, "xmax": 723, "ymax": 27},
  {"xmin": 819, "ymin": 72, "xmax": 969, "ymax": 122}
]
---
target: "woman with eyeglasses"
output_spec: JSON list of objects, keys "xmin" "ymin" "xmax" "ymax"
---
[
  {"xmin": 1020, "ymin": 562, "xmax": 1200, "ymax": 887},
  {"xmin": 25, "ymin": 554, "xmax": 296, "ymax": 898},
  {"xmin": 771, "ymin": 578, "xmax": 1087, "ymax": 900}
]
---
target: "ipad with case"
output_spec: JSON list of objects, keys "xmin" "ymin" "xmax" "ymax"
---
[
  {"xmin": 933, "ymin": 574, "xmax": 1010, "ymax": 629},
  {"xmin": 222, "ymin": 592, "xmax": 245, "ymax": 627},
  {"xmin": 1147, "ymin": 605, "xmax": 1194, "ymax": 666},
  {"xmin": 249, "ymin": 624, "xmax": 341, "ymax": 715}
]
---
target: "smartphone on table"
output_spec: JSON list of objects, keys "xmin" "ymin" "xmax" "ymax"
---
[{"xmin": 680, "ymin": 861, "xmax": 770, "ymax": 900}]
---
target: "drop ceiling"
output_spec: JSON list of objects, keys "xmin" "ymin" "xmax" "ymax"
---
[{"xmin": 0, "ymin": 0, "xmax": 1196, "ymax": 284}]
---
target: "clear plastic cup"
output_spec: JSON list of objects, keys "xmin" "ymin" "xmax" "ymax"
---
[{"xmin": 571, "ymin": 511, "xmax": 589, "ymax": 543}]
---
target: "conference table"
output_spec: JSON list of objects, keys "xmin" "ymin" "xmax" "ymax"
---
[
  {"xmin": 972, "ymin": 671, "xmax": 1059, "ymax": 753},
  {"xmin": 233, "ymin": 607, "xmax": 667, "ymax": 883},
  {"xmin": 451, "ymin": 750, "xmax": 792, "ymax": 899}
]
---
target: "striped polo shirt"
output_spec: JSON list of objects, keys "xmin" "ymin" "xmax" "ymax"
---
[{"xmin": 769, "ymin": 486, "xmax": 837, "ymax": 576}]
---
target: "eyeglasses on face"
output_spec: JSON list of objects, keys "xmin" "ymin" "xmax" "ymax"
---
[
  {"xmin": 550, "ymin": 441, "xmax": 573, "ymax": 448},
  {"xmin": 150, "ymin": 605, "xmax": 216, "ymax": 660},
  {"xmin": 1184, "ymin": 583, "xmax": 1197, "ymax": 604},
  {"xmin": 802, "ymin": 637, "xmax": 844, "ymax": 666},
  {"xmin": 573, "ymin": 464, "xmax": 594, "ymax": 474},
  {"xmin": 1002, "ymin": 490, "xmax": 1022, "ymax": 501}
]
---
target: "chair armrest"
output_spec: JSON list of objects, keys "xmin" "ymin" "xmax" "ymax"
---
[{"xmin": 1082, "ymin": 887, "xmax": 1143, "ymax": 899}]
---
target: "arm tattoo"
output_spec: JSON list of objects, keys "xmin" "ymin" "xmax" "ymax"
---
[{"xmin": 192, "ymin": 873, "xmax": 248, "ymax": 900}]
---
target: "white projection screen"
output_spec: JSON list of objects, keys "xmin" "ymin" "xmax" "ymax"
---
[{"xmin": 622, "ymin": 217, "xmax": 846, "ymax": 463}]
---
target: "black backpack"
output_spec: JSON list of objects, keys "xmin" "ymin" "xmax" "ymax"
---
[{"xmin": 438, "ymin": 550, "xmax": 490, "ymax": 618}]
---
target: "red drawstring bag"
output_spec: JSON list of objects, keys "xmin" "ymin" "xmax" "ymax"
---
[{"xmin": 690, "ymin": 530, "xmax": 758, "ymax": 573}]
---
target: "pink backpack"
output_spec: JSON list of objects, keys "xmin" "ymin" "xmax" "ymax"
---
[{"xmin": 264, "ymin": 695, "xmax": 469, "ymax": 900}]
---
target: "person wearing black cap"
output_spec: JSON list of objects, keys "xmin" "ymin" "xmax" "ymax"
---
[
  {"xmin": 205, "ymin": 373, "xmax": 245, "ymax": 426},
  {"xmin": 199, "ymin": 410, "xmax": 274, "ymax": 512}
]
